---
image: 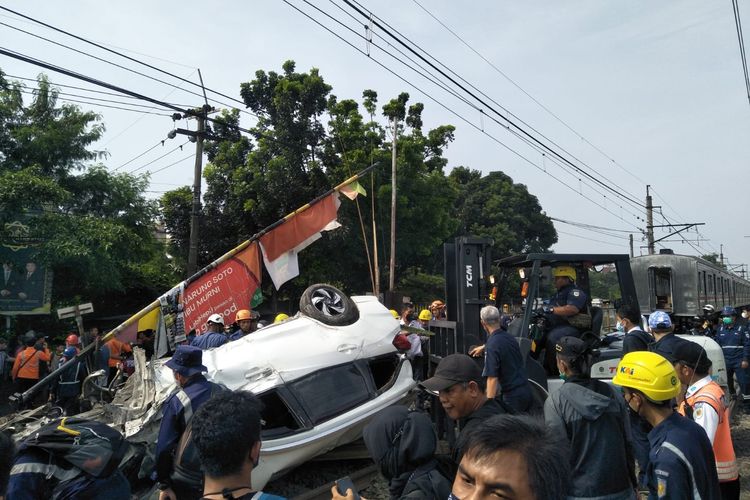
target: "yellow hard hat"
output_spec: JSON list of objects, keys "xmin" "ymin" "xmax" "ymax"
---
[
  {"xmin": 612, "ymin": 351, "xmax": 680, "ymax": 402},
  {"xmin": 389, "ymin": 309, "xmax": 399, "ymax": 319},
  {"xmin": 552, "ymin": 266, "xmax": 577, "ymax": 281},
  {"xmin": 418, "ymin": 310, "xmax": 432, "ymax": 321},
  {"xmin": 274, "ymin": 313, "xmax": 289, "ymax": 323},
  {"xmin": 235, "ymin": 309, "xmax": 252, "ymax": 321}
]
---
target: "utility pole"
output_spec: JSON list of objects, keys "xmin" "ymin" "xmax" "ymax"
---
[
  {"xmin": 646, "ymin": 185, "xmax": 655, "ymax": 255},
  {"xmin": 720, "ymin": 244, "xmax": 725, "ymax": 268},
  {"xmin": 371, "ymin": 172, "xmax": 380, "ymax": 296},
  {"xmin": 388, "ymin": 116, "xmax": 397, "ymax": 291},
  {"xmin": 629, "ymin": 234, "xmax": 634, "ymax": 258},
  {"xmin": 187, "ymin": 107, "xmax": 208, "ymax": 278}
]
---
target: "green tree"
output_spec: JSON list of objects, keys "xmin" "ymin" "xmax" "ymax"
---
[
  {"xmin": 449, "ymin": 168, "xmax": 557, "ymax": 259},
  {"xmin": 0, "ymin": 72, "xmax": 177, "ymax": 332}
]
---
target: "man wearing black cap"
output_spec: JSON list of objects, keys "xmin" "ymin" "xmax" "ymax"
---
[
  {"xmin": 156, "ymin": 345, "xmax": 224, "ymax": 500},
  {"xmin": 420, "ymin": 354, "xmax": 506, "ymax": 467},
  {"xmin": 544, "ymin": 336, "xmax": 636, "ymax": 499},
  {"xmin": 674, "ymin": 342, "xmax": 739, "ymax": 499}
]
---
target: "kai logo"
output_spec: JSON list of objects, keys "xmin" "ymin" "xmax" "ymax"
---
[{"xmin": 620, "ymin": 366, "xmax": 635, "ymax": 376}]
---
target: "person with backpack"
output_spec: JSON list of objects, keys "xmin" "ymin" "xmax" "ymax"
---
[
  {"xmin": 49, "ymin": 346, "xmax": 88, "ymax": 416},
  {"xmin": 156, "ymin": 344, "xmax": 224, "ymax": 500},
  {"xmin": 6, "ymin": 417, "xmax": 131, "ymax": 499}
]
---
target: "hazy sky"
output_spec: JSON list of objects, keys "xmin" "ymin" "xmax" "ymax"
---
[{"xmin": 1, "ymin": 1, "xmax": 749, "ymax": 270}]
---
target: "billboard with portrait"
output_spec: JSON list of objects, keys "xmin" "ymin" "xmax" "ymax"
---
[{"xmin": 0, "ymin": 218, "xmax": 52, "ymax": 315}]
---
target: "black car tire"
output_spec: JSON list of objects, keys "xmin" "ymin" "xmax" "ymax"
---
[{"xmin": 299, "ymin": 283, "xmax": 359, "ymax": 326}]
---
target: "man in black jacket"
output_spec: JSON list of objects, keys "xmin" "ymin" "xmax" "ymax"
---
[
  {"xmin": 420, "ymin": 354, "xmax": 507, "ymax": 467},
  {"xmin": 616, "ymin": 304, "xmax": 653, "ymax": 355},
  {"xmin": 544, "ymin": 337, "xmax": 636, "ymax": 499}
]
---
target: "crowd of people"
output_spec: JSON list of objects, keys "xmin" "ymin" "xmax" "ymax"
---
[{"xmin": 0, "ymin": 277, "xmax": 747, "ymax": 499}]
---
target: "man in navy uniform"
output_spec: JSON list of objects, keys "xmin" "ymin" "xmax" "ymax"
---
[
  {"xmin": 156, "ymin": 345, "xmax": 222, "ymax": 500},
  {"xmin": 540, "ymin": 265, "xmax": 588, "ymax": 374},
  {"xmin": 715, "ymin": 306, "xmax": 750, "ymax": 409},
  {"xmin": 613, "ymin": 351, "xmax": 720, "ymax": 500},
  {"xmin": 648, "ymin": 310, "xmax": 690, "ymax": 363},
  {"xmin": 191, "ymin": 314, "xmax": 228, "ymax": 350},
  {"xmin": 478, "ymin": 305, "xmax": 531, "ymax": 413}
]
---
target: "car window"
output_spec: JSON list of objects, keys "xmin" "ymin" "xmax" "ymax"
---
[{"xmin": 287, "ymin": 362, "xmax": 371, "ymax": 425}]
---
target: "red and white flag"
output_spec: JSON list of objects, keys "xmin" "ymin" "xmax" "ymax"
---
[{"xmin": 259, "ymin": 193, "xmax": 341, "ymax": 289}]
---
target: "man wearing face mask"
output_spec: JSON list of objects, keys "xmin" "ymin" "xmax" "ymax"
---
[
  {"xmin": 673, "ymin": 342, "xmax": 739, "ymax": 499},
  {"xmin": 715, "ymin": 306, "xmax": 750, "ymax": 409},
  {"xmin": 155, "ymin": 345, "xmax": 226, "ymax": 500},
  {"xmin": 615, "ymin": 304, "xmax": 656, "ymax": 489},
  {"xmin": 544, "ymin": 337, "xmax": 636, "ymax": 499},
  {"xmin": 616, "ymin": 304, "xmax": 653, "ymax": 355},
  {"xmin": 613, "ymin": 351, "xmax": 720, "ymax": 500}
]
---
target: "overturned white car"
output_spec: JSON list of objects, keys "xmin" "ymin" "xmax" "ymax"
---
[{"xmin": 8, "ymin": 285, "xmax": 417, "ymax": 491}]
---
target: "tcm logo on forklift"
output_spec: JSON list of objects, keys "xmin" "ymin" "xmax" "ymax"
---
[{"xmin": 465, "ymin": 265, "xmax": 473, "ymax": 288}]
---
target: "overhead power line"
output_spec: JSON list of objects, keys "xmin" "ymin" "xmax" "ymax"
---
[
  {"xmin": 113, "ymin": 140, "xmax": 167, "ymax": 171},
  {"xmin": 281, "ymin": 0, "xmax": 644, "ymax": 231},
  {"xmin": 731, "ymin": 0, "xmax": 750, "ymax": 106},
  {"xmin": 410, "ymin": 0, "xmax": 649, "ymax": 187},
  {"xmin": 128, "ymin": 141, "xmax": 190, "ymax": 174},
  {"xmin": 336, "ymin": 0, "xmax": 646, "ymax": 211},
  {"xmin": 0, "ymin": 6, "xmax": 251, "ymax": 110}
]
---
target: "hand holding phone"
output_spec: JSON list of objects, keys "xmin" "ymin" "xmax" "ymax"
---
[{"xmin": 334, "ymin": 477, "xmax": 360, "ymax": 500}]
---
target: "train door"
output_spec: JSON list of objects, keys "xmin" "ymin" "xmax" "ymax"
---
[{"xmin": 648, "ymin": 267, "xmax": 674, "ymax": 312}]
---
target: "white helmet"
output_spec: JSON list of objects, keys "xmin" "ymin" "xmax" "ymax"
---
[
  {"xmin": 703, "ymin": 304, "xmax": 715, "ymax": 313},
  {"xmin": 207, "ymin": 313, "xmax": 224, "ymax": 325}
]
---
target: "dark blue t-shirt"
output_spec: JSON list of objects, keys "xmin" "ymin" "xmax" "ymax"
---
[{"xmin": 482, "ymin": 329, "xmax": 530, "ymax": 401}]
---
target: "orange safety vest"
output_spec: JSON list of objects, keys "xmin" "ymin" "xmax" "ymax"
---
[
  {"xmin": 678, "ymin": 381, "xmax": 738, "ymax": 482},
  {"xmin": 11, "ymin": 346, "xmax": 51, "ymax": 381},
  {"xmin": 107, "ymin": 338, "xmax": 132, "ymax": 368}
]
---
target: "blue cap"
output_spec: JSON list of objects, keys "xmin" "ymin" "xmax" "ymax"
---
[
  {"xmin": 648, "ymin": 310, "xmax": 672, "ymax": 331},
  {"xmin": 63, "ymin": 346, "xmax": 77, "ymax": 358},
  {"xmin": 166, "ymin": 345, "xmax": 208, "ymax": 376},
  {"xmin": 721, "ymin": 306, "xmax": 736, "ymax": 317}
]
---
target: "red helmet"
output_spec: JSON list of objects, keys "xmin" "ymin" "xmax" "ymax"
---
[{"xmin": 66, "ymin": 334, "xmax": 80, "ymax": 346}]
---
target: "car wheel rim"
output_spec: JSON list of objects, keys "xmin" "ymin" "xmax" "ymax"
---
[{"xmin": 310, "ymin": 288, "xmax": 346, "ymax": 317}]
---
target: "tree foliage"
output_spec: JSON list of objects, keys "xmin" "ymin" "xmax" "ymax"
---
[
  {"xmin": 0, "ymin": 71, "xmax": 177, "ymax": 331},
  {"xmin": 160, "ymin": 61, "xmax": 557, "ymax": 304}
]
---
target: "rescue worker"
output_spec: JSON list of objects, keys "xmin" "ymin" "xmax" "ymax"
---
[
  {"xmin": 616, "ymin": 303, "xmax": 653, "ymax": 355},
  {"xmin": 107, "ymin": 336, "xmax": 132, "ymax": 385},
  {"xmin": 274, "ymin": 313, "xmax": 289, "ymax": 323},
  {"xmin": 673, "ymin": 342, "xmax": 740, "ymax": 499},
  {"xmin": 540, "ymin": 265, "xmax": 588, "ymax": 375},
  {"xmin": 416, "ymin": 309, "xmax": 432, "ymax": 329},
  {"xmin": 389, "ymin": 309, "xmax": 399, "ymax": 319},
  {"xmin": 49, "ymin": 346, "xmax": 88, "ymax": 416},
  {"xmin": 420, "ymin": 354, "xmax": 507, "ymax": 472},
  {"xmin": 191, "ymin": 314, "xmax": 229, "ymax": 350},
  {"xmin": 156, "ymin": 345, "xmax": 223, "ymax": 500},
  {"xmin": 11, "ymin": 331, "xmax": 51, "ymax": 407},
  {"xmin": 613, "ymin": 351, "xmax": 720, "ymax": 500},
  {"xmin": 229, "ymin": 309, "xmax": 258, "ymax": 341},
  {"xmin": 714, "ymin": 306, "xmax": 750, "ymax": 408},
  {"xmin": 478, "ymin": 305, "xmax": 532, "ymax": 413},
  {"xmin": 648, "ymin": 310, "xmax": 690, "ymax": 363},
  {"xmin": 545, "ymin": 336, "xmax": 636, "ymax": 499},
  {"xmin": 65, "ymin": 334, "xmax": 81, "ymax": 353}
]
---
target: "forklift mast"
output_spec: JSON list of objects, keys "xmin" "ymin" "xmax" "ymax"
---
[{"xmin": 443, "ymin": 236, "xmax": 494, "ymax": 355}]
